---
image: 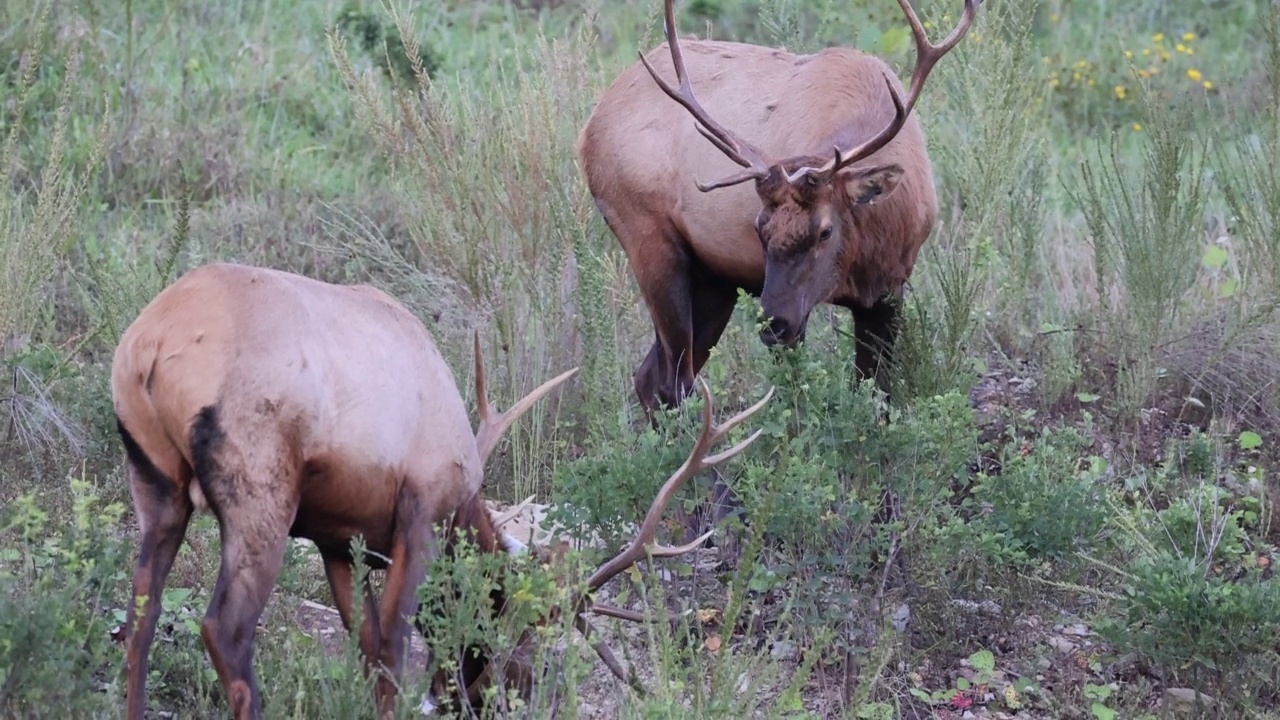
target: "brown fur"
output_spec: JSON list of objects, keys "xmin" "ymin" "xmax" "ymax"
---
[
  {"xmin": 577, "ymin": 22, "xmax": 962, "ymax": 414},
  {"xmin": 111, "ymin": 262, "xmax": 566, "ymax": 719}
]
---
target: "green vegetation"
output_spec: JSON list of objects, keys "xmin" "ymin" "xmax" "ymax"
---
[{"xmin": 3, "ymin": 0, "xmax": 1279, "ymax": 717}]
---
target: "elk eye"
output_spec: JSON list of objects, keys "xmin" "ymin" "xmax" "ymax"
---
[{"xmin": 819, "ymin": 226, "xmax": 834, "ymax": 241}]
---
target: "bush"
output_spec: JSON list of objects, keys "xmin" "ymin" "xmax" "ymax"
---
[{"xmin": 0, "ymin": 476, "xmax": 129, "ymax": 715}]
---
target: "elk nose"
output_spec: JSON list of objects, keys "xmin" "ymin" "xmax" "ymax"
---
[{"xmin": 761, "ymin": 316, "xmax": 792, "ymax": 346}]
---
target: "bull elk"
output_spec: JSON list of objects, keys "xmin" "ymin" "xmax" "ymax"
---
[
  {"xmin": 112, "ymin": 262, "xmax": 772, "ymax": 718},
  {"xmin": 577, "ymin": 0, "xmax": 977, "ymax": 525}
]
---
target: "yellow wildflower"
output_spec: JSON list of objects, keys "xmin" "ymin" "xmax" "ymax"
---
[
  {"xmin": 1073, "ymin": 71, "xmax": 1082, "ymax": 81},
  {"xmin": 1124, "ymin": 50, "xmax": 1134, "ymax": 59},
  {"xmin": 1051, "ymin": 13, "xmax": 1060, "ymax": 23},
  {"xmin": 1142, "ymin": 48, "xmax": 1151, "ymax": 56},
  {"xmin": 1183, "ymin": 32, "xmax": 1195, "ymax": 41},
  {"xmin": 1159, "ymin": 50, "xmax": 1171, "ymax": 61},
  {"xmin": 1153, "ymin": 33, "xmax": 1164, "ymax": 43},
  {"xmin": 1133, "ymin": 122, "xmax": 1143, "ymax": 131},
  {"xmin": 1203, "ymin": 80, "xmax": 1213, "ymax": 90},
  {"xmin": 1087, "ymin": 78, "xmax": 1096, "ymax": 86},
  {"xmin": 1114, "ymin": 85, "xmax": 1127, "ymax": 100},
  {"xmin": 1187, "ymin": 68, "xmax": 1202, "ymax": 81},
  {"xmin": 1176, "ymin": 43, "xmax": 1187, "ymax": 53},
  {"xmin": 1186, "ymin": 47, "xmax": 1194, "ymax": 55}
]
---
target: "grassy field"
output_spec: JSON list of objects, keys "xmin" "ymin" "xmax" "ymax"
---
[{"xmin": 3, "ymin": 0, "xmax": 1280, "ymax": 717}]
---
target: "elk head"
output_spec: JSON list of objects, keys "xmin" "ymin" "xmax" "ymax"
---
[
  {"xmin": 429, "ymin": 358, "xmax": 774, "ymax": 711},
  {"xmin": 639, "ymin": 0, "xmax": 977, "ymax": 346}
]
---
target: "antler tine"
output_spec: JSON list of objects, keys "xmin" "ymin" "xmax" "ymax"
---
[
  {"xmin": 896, "ymin": 0, "xmax": 980, "ymax": 109},
  {"xmin": 639, "ymin": 0, "xmax": 773, "ymax": 189},
  {"xmin": 574, "ymin": 614, "xmax": 645, "ymax": 693},
  {"xmin": 491, "ymin": 494, "xmax": 536, "ymax": 529},
  {"xmin": 786, "ymin": 0, "xmax": 979, "ymax": 183},
  {"xmin": 584, "ymin": 381, "xmax": 774, "ymax": 593},
  {"xmin": 472, "ymin": 330, "xmax": 580, "ymax": 464}
]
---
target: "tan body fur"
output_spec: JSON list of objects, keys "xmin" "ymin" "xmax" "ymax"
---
[
  {"xmin": 114, "ymin": 263, "xmax": 480, "ymax": 553},
  {"xmin": 112, "ymin": 262, "xmax": 558, "ymax": 719},
  {"xmin": 579, "ymin": 41, "xmax": 936, "ymax": 302}
]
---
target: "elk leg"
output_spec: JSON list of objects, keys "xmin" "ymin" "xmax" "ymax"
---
[
  {"xmin": 199, "ymin": 517, "xmax": 291, "ymax": 720},
  {"xmin": 686, "ymin": 276, "xmax": 748, "ymax": 544},
  {"xmin": 120, "ymin": 441, "xmax": 194, "ymax": 720},
  {"xmin": 628, "ymin": 226, "xmax": 700, "ymax": 418},
  {"xmin": 371, "ymin": 492, "xmax": 439, "ymax": 718},
  {"xmin": 321, "ymin": 553, "xmax": 383, "ymax": 667},
  {"xmin": 190, "ymin": 409, "xmax": 296, "ymax": 720},
  {"xmin": 622, "ymin": 219, "xmax": 746, "ymax": 548},
  {"xmin": 849, "ymin": 290, "xmax": 904, "ymax": 397}
]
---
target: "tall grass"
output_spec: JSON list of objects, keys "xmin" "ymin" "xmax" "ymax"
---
[
  {"xmin": 1, "ymin": 6, "xmax": 110, "ymax": 356},
  {"xmin": 325, "ymin": 5, "xmax": 655, "ymax": 499}
]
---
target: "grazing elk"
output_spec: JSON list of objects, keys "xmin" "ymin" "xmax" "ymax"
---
[
  {"xmin": 111, "ymin": 262, "xmax": 576, "ymax": 719},
  {"xmin": 576, "ymin": 0, "xmax": 977, "ymax": 525},
  {"xmin": 112, "ymin": 261, "xmax": 772, "ymax": 718}
]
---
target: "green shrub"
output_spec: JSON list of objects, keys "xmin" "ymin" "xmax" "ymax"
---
[
  {"xmin": 0, "ymin": 476, "xmax": 129, "ymax": 715},
  {"xmin": 1092, "ymin": 432, "xmax": 1279, "ymax": 709},
  {"xmin": 970, "ymin": 426, "xmax": 1111, "ymax": 563}
]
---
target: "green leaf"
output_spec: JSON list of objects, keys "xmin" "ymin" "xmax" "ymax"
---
[
  {"xmin": 955, "ymin": 677, "xmax": 971, "ymax": 691},
  {"xmin": 968, "ymin": 648, "xmax": 995, "ymax": 673},
  {"xmin": 1238, "ymin": 430, "xmax": 1263, "ymax": 450},
  {"xmin": 1090, "ymin": 702, "xmax": 1117, "ymax": 720},
  {"xmin": 856, "ymin": 702, "xmax": 895, "ymax": 720},
  {"xmin": 908, "ymin": 688, "xmax": 934, "ymax": 703},
  {"xmin": 1219, "ymin": 277, "xmax": 1238, "ymax": 298},
  {"xmin": 1076, "ymin": 392, "xmax": 1100, "ymax": 403},
  {"xmin": 1202, "ymin": 245, "xmax": 1229, "ymax": 268},
  {"xmin": 1084, "ymin": 683, "xmax": 1112, "ymax": 700}
]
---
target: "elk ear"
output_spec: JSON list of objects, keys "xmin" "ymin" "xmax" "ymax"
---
[{"xmin": 839, "ymin": 164, "xmax": 904, "ymax": 206}]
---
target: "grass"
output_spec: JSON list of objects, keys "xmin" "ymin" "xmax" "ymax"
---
[{"xmin": 3, "ymin": 0, "xmax": 1280, "ymax": 717}]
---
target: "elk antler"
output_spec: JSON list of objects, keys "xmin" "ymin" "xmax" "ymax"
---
[
  {"xmin": 571, "ymin": 380, "xmax": 774, "ymax": 687},
  {"xmin": 473, "ymin": 332, "xmax": 579, "ymax": 464},
  {"xmin": 785, "ymin": 0, "xmax": 980, "ymax": 184},
  {"xmin": 639, "ymin": 0, "xmax": 774, "ymax": 191},
  {"xmin": 491, "ymin": 494, "xmax": 536, "ymax": 529}
]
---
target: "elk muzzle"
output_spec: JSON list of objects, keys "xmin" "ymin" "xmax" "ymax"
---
[{"xmin": 759, "ymin": 256, "xmax": 819, "ymax": 348}]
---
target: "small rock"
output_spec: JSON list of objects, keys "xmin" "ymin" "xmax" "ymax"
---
[
  {"xmin": 1164, "ymin": 687, "xmax": 1216, "ymax": 712},
  {"xmin": 1062, "ymin": 623, "xmax": 1091, "ymax": 636},
  {"xmin": 951, "ymin": 598, "xmax": 1002, "ymax": 615},
  {"xmin": 771, "ymin": 640, "xmax": 797, "ymax": 659},
  {"xmin": 1048, "ymin": 636, "xmax": 1076, "ymax": 654},
  {"xmin": 892, "ymin": 603, "xmax": 911, "ymax": 632}
]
